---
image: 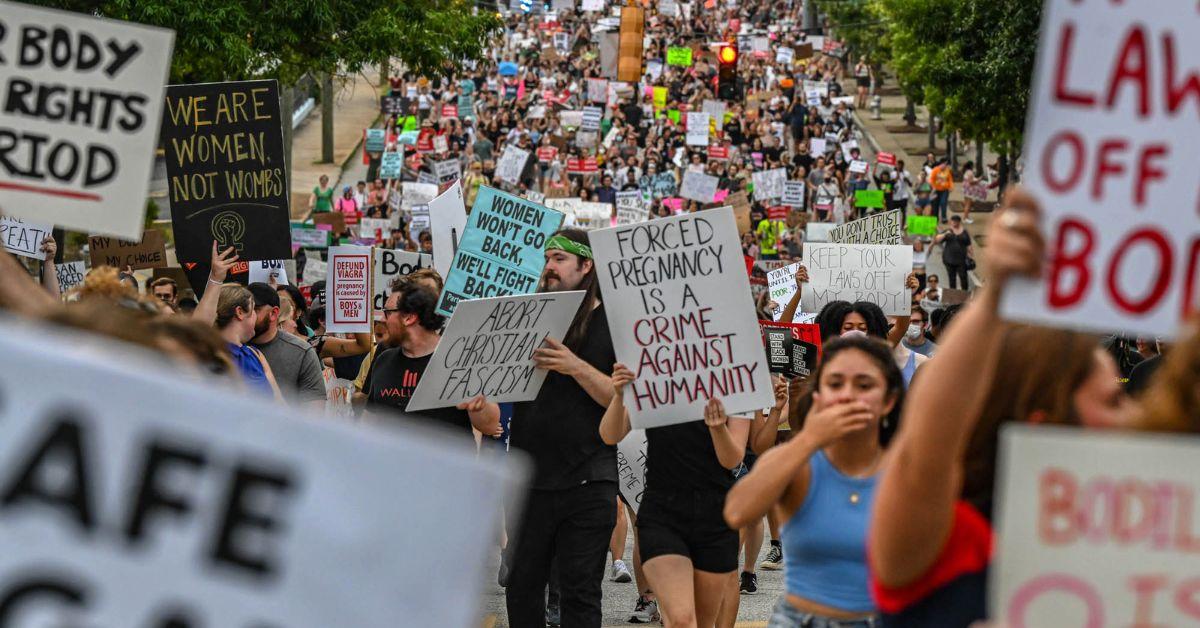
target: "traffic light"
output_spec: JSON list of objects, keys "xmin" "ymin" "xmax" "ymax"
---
[{"xmin": 717, "ymin": 43, "xmax": 739, "ymax": 101}]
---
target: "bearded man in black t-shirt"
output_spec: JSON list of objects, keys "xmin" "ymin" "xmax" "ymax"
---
[{"xmin": 506, "ymin": 228, "xmax": 618, "ymax": 628}]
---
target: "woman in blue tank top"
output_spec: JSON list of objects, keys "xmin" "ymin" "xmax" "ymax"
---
[{"xmin": 724, "ymin": 335, "xmax": 905, "ymax": 627}]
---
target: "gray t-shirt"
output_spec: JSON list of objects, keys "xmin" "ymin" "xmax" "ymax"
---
[
  {"xmin": 253, "ymin": 331, "xmax": 326, "ymax": 405},
  {"xmin": 902, "ymin": 337, "xmax": 938, "ymax": 358}
]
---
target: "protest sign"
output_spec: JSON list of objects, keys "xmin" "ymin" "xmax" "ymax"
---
[
  {"xmin": 359, "ymin": 218, "xmax": 390, "ymax": 242},
  {"xmin": 435, "ymin": 159, "xmax": 461, "ymax": 183},
  {"xmin": 587, "ymin": 78, "xmax": 609, "ymax": 103},
  {"xmin": 759, "ymin": 321, "xmax": 822, "ymax": 378},
  {"xmin": 407, "ymin": 291, "xmax": 585, "ymax": 411},
  {"xmin": 592, "ymin": 207, "xmax": 773, "ymax": 429},
  {"xmin": 164, "ymin": 80, "xmax": 292, "ymax": 263},
  {"xmin": 323, "ymin": 368, "xmax": 355, "ymax": 419},
  {"xmin": 0, "ymin": 4, "xmax": 173, "ymax": 241},
  {"xmin": 0, "ymin": 316, "xmax": 524, "ymax": 628},
  {"xmin": 848, "ymin": 159, "xmax": 869, "ymax": 174},
  {"xmin": 854, "ymin": 189, "xmax": 885, "ymax": 209},
  {"xmin": 680, "ymin": 170, "xmax": 719, "ymax": 203},
  {"xmin": 806, "ymin": 222, "xmax": 836, "ymax": 243},
  {"xmin": 438, "ymin": 187, "xmax": 564, "ymax": 316},
  {"xmin": 803, "ymin": 243, "xmax": 912, "ymax": 316},
  {"xmin": 537, "ymin": 146, "xmax": 558, "ymax": 163},
  {"xmin": 428, "ymin": 182, "xmax": 469, "ymax": 280},
  {"xmin": 566, "ymin": 157, "xmax": 600, "ymax": 174},
  {"xmin": 373, "ymin": 248, "xmax": 434, "ymax": 311},
  {"xmin": 313, "ymin": 211, "xmax": 346, "ymax": 234},
  {"xmin": 809, "ymin": 137, "xmax": 827, "ymax": 155},
  {"xmin": 707, "ymin": 145, "xmax": 730, "ymax": 160},
  {"xmin": 581, "ymin": 0, "xmax": 603, "ymax": 10},
  {"xmin": 581, "ymin": 106, "xmax": 603, "ymax": 131},
  {"xmin": 993, "ymin": 425, "xmax": 1200, "ymax": 626},
  {"xmin": 303, "ymin": 257, "xmax": 327, "ymax": 284},
  {"xmin": 829, "ymin": 209, "xmax": 902, "ymax": 245},
  {"xmin": 55, "ymin": 261, "xmax": 87, "ymax": 294},
  {"xmin": 782, "ymin": 181, "xmax": 806, "ymax": 207},
  {"xmin": 766, "ymin": 262, "xmax": 803, "ymax": 321},
  {"xmin": 616, "ymin": 191, "xmax": 650, "ymax": 226},
  {"xmin": 906, "ymin": 215, "xmax": 938, "ymax": 237},
  {"xmin": 617, "ymin": 430, "xmax": 648, "ymax": 512},
  {"xmin": 702, "ymin": 99, "xmax": 726, "ymax": 132},
  {"xmin": 327, "ymin": 245, "xmax": 372, "ymax": 332},
  {"xmin": 381, "ymin": 94, "xmax": 405, "ymax": 115},
  {"xmin": 776, "ymin": 46, "xmax": 795, "ymax": 65},
  {"xmin": 88, "ymin": 229, "xmax": 167, "ymax": 270},
  {"xmin": 999, "ymin": 2, "xmax": 1200, "ymax": 337},
  {"xmin": 667, "ymin": 46, "xmax": 694, "ymax": 66},
  {"xmin": 365, "ymin": 128, "xmax": 386, "ymax": 153},
  {"xmin": 433, "ymin": 134, "xmax": 449, "ymax": 155},
  {"xmin": 686, "ymin": 112, "xmax": 710, "ymax": 146},
  {"xmin": 402, "ymin": 182, "xmax": 439, "ymax": 211},
  {"xmin": 0, "ymin": 215, "xmax": 51, "ymax": 260},
  {"xmin": 379, "ymin": 151, "xmax": 403, "ymax": 179},
  {"xmin": 248, "ymin": 259, "xmax": 291, "ymax": 285},
  {"xmin": 752, "ymin": 168, "xmax": 786, "ymax": 201},
  {"xmin": 495, "ymin": 145, "xmax": 529, "ymax": 185},
  {"xmin": 292, "ymin": 224, "xmax": 330, "ymax": 249}
]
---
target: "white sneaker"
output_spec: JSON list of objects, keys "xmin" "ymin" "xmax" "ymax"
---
[
  {"xmin": 964, "ymin": 217, "xmax": 974, "ymax": 224},
  {"xmin": 611, "ymin": 559, "xmax": 633, "ymax": 583}
]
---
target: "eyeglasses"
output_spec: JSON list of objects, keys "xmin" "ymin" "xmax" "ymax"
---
[{"xmin": 381, "ymin": 308, "xmax": 404, "ymax": 315}]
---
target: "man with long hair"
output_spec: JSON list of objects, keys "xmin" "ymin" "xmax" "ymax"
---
[{"xmin": 506, "ymin": 228, "xmax": 617, "ymax": 628}]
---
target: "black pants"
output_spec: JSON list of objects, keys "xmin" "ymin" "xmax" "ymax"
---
[
  {"xmin": 506, "ymin": 481, "xmax": 617, "ymax": 628},
  {"xmin": 945, "ymin": 263, "xmax": 969, "ymax": 290}
]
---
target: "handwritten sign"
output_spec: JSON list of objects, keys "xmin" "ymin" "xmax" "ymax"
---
[
  {"xmin": 55, "ymin": 261, "xmax": 87, "ymax": 294},
  {"xmin": 0, "ymin": 3, "xmax": 173, "ymax": 240},
  {"xmin": 438, "ymin": 187, "xmax": 564, "ymax": 316},
  {"xmin": 247, "ymin": 259, "xmax": 291, "ymax": 285},
  {"xmin": 680, "ymin": 170, "xmax": 719, "ymax": 203},
  {"xmin": 993, "ymin": 425, "xmax": 1200, "ymax": 626},
  {"xmin": 495, "ymin": 145, "xmax": 529, "ymax": 185},
  {"xmin": 999, "ymin": 1, "xmax": 1200, "ymax": 337},
  {"xmin": 766, "ymin": 261, "xmax": 808, "ymax": 322},
  {"xmin": 88, "ymin": 229, "xmax": 167, "ymax": 270},
  {"xmin": 617, "ymin": 430, "xmax": 648, "ymax": 512},
  {"xmin": 379, "ymin": 151, "xmax": 402, "ymax": 179},
  {"xmin": 752, "ymin": 168, "xmax": 787, "ymax": 201},
  {"xmin": 407, "ymin": 291, "xmax": 585, "ymax": 411},
  {"xmin": 906, "ymin": 215, "xmax": 938, "ymax": 237},
  {"xmin": 854, "ymin": 189, "xmax": 885, "ymax": 209},
  {"xmin": 581, "ymin": 106, "xmax": 603, "ymax": 131},
  {"xmin": 782, "ymin": 181, "xmax": 806, "ymax": 207},
  {"xmin": 802, "ymin": 243, "xmax": 913, "ymax": 316},
  {"xmin": 667, "ymin": 46, "xmax": 694, "ymax": 66},
  {"xmin": 327, "ymin": 245, "xmax": 372, "ymax": 332},
  {"xmin": 164, "ymin": 80, "xmax": 291, "ymax": 263},
  {"xmin": 616, "ymin": 191, "xmax": 649, "ymax": 225},
  {"xmin": 592, "ymin": 207, "xmax": 773, "ymax": 429},
  {"xmin": 373, "ymin": 249, "xmax": 433, "ymax": 311},
  {"xmin": 291, "ymin": 225, "xmax": 329, "ymax": 249},
  {"xmin": 829, "ymin": 209, "xmax": 902, "ymax": 245},
  {"xmin": 686, "ymin": 112, "xmax": 710, "ymax": 146},
  {"xmin": 0, "ymin": 215, "xmax": 51, "ymax": 260}
]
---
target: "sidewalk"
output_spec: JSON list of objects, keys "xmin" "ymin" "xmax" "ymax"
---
[{"xmin": 289, "ymin": 68, "xmax": 384, "ymax": 218}]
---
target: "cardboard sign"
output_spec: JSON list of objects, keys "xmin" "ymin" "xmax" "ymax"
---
[
  {"xmin": 373, "ymin": 248, "xmax": 434, "ymax": 311},
  {"xmin": 999, "ymin": 1, "xmax": 1200, "ymax": 337},
  {"xmin": 54, "ymin": 260, "xmax": 87, "ymax": 294},
  {"xmin": 993, "ymin": 425, "xmax": 1200, "ymax": 626},
  {"xmin": 829, "ymin": 210, "xmax": 902, "ymax": 245},
  {"xmin": 616, "ymin": 190, "xmax": 650, "ymax": 226},
  {"xmin": 782, "ymin": 181, "xmax": 806, "ymax": 207},
  {"xmin": 379, "ymin": 151, "xmax": 403, "ymax": 179},
  {"xmin": 752, "ymin": 168, "xmax": 787, "ymax": 201},
  {"xmin": 0, "ymin": 3, "xmax": 173, "ymax": 241},
  {"xmin": 407, "ymin": 291, "xmax": 585, "ymax": 411},
  {"xmin": 326, "ymin": 245, "xmax": 372, "ymax": 332},
  {"xmin": 248, "ymin": 259, "xmax": 291, "ymax": 285},
  {"xmin": 666, "ymin": 46, "xmax": 694, "ymax": 66},
  {"xmin": 0, "ymin": 316, "xmax": 523, "ymax": 628},
  {"xmin": 617, "ymin": 429, "xmax": 648, "ymax": 512},
  {"xmin": 438, "ymin": 187, "xmax": 564, "ymax": 316},
  {"xmin": 495, "ymin": 145, "xmax": 529, "ymax": 185},
  {"xmin": 88, "ymin": 229, "xmax": 167, "ymax": 270},
  {"xmin": 906, "ymin": 215, "xmax": 938, "ymax": 237},
  {"xmin": 0, "ymin": 215, "xmax": 51, "ymax": 260},
  {"xmin": 592, "ymin": 207, "xmax": 773, "ymax": 429},
  {"xmin": 581, "ymin": 106, "xmax": 603, "ymax": 132},
  {"xmin": 685, "ymin": 112, "xmax": 710, "ymax": 146},
  {"xmin": 312, "ymin": 211, "xmax": 345, "ymax": 234},
  {"xmin": 428, "ymin": 182, "xmax": 469, "ymax": 280},
  {"xmin": 164, "ymin": 80, "xmax": 291, "ymax": 263},
  {"xmin": 803, "ymin": 243, "xmax": 913, "ymax": 316},
  {"xmin": 680, "ymin": 170, "xmax": 719, "ymax": 203}
]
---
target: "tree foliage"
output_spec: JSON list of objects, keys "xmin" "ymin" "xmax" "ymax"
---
[
  {"xmin": 32, "ymin": 0, "xmax": 503, "ymax": 84},
  {"xmin": 813, "ymin": 0, "xmax": 891, "ymax": 66},
  {"xmin": 879, "ymin": 0, "xmax": 1041, "ymax": 147}
]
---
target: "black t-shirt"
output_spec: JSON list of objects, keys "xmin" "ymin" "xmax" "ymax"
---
[
  {"xmin": 363, "ymin": 347, "xmax": 472, "ymax": 435},
  {"xmin": 646, "ymin": 420, "xmax": 733, "ymax": 492},
  {"xmin": 509, "ymin": 303, "xmax": 617, "ymax": 490}
]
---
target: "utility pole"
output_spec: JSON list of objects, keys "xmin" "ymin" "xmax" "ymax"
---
[{"xmin": 321, "ymin": 72, "xmax": 335, "ymax": 163}]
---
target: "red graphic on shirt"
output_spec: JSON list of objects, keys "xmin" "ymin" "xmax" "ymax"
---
[{"xmin": 378, "ymin": 368, "xmax": 421, "ymax": 400}]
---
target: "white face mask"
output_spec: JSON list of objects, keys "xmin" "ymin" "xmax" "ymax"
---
[{"xmin": 905, "ymin": 323, "xmax": 924, "ymax": 342}]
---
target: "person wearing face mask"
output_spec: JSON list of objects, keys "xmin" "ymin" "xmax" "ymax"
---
[
  {"xmin": 724, "ymin": 335, "xmax": 905, "ymax": 628},
  {"xmin": 901, "ymin": 306, "xmax": 937, "ymax": 357}
]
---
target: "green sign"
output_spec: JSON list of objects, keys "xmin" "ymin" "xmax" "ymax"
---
[
  {"xmin": 854, "ymin": 189, "xmax": 885, "ymax": 209},
  {"xmin": 667, "ymin": 47, "xmax": 693, "ymax": 67},
  {"xmin": 666, "ymin": 109, "xmax": 681, "ymax": 125},
  {"xmin": 907, "ymin": 215, "xmax": 938, "ymax": 236}
]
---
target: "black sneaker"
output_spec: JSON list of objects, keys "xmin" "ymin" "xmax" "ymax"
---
[
  {"xmin": 760, "ymin": 544, "xmax": 783, "ymax": 571},
  {"xmin": 546, "ymin": 600, "xmax": 561, "ymax": 627},
  {"xmin": 739, "ymin": 570, "xmax": 758, "ymax": 595}
]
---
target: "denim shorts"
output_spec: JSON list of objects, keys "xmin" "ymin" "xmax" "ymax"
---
[{"xmin": 767, "ymin": 598, "xmax": 880, "ymax": 628}]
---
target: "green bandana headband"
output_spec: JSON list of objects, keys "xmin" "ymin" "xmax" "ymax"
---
[{"xmin": 545, "ymin": 234, "xmax": 593, "ymax": 259}]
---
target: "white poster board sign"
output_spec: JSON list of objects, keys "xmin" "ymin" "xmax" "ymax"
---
[
  {"xmin": 592, "ymin": 207, "xmax": 773, "ymax": 429},
  {"xmin": 767, "ymin": 261, "xmax": 807, "ymax": 322},
  {"xmin": 373, "ymin": 248, "xmax": 434, "ymax": 311},
  {"xmin": 702, "ymin": 99, "xmax": 727, "ymax": 132},
  {"xmin": 406, "ymin": 291, "xmax": 586, "ymax": 411},
  {"xmin": 809, "ymin": 137, "xmax": 827, "ymax": 155},
  {"xmin": 806, "ymin": 222, "xmax": 836, "ymax": 243},
  {"xmin": 848, "ymin": 159, "xmax": 869, "ymax": 174},
  {"xmin": 303, "ymin": 257, "xmax": 327, "ymax": 285},
  {"xmin": 0, "ymin": 316, "xmax": 524, "ymax": 628},
  {"xmin": 993, "ymin": 425, "xmax": 1200, "ymax": 626},
  {"xmin": 428, "ymin": 181, "xmax": 469, "ymax": 279},
  {"xmin": 615, "ymin": 191, "xmax": 649, "ymax": 226},
  {"xmin": 495, "ymin": 145, "xmax": 529, "ymax": 185},
  {"xmin": 402, "ymin": 182, "xmax": 439, "ymax": 211},
  {"xmin": 581, "ymin": 106, "xmax": 603, "ymax": 131},
  {"xmin": 782, "ymin": 181, "xmax": 806, "ymax": 207},
  {"xmin": 326, "ymin": 245, "xmax": 372, "ymax": 332},
  {"xmin": 802, "ymin": 243, "xmax": 912, "ymax": 316},
  {"xmin": 679, "ymin": 170, "xmax": 719, "ymax": 203},
  {"xmin": 752, "ymin": 168, "xmax": 787, "ymax": 201},
  {"xmin": 0, "ymin": 3, "xmax": 174, "ymax": 240},
  {"xmin": 249, "ymin": 259, "xmax": 291, "ymax": 285},
  {"xmin": 55, "ymin": 260, "xmax": 88, "ymax": 294},
  {"xmin": 999, "ymin": 1, "xmax": 1200, "ymax": 338},
  {"xmin": 686, "ymin": 112, "xmax": 710, "ymax": 146},
  {"xmin": 828, "ymin": 209, "xmax": 902, "ymax": 245},
  {"xmin": 0, "ymin": 215, "xmax": 52, "ymax": 260},
  {"xmin": 617, "ymin": 429, "xmax": 648, "ymax": 512}
]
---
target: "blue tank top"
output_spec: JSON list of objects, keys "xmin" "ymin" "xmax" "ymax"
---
[
  {"xmin": 227, "ymin": 343, "xmax": 273, "ymax": 396},
  {"xmin": 782, "ymin": 449, "xmax": 879, "ymax": 613},
  {"xmin": 900, "ymin": 347, "xmax": 917, "ymax": 388}
]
